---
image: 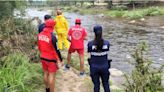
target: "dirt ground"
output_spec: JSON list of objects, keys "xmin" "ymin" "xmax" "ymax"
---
[{"xmin": 55, "ymin": 68, "xmax": 92, "ymax": 92}]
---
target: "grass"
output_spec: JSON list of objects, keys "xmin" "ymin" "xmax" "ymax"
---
[
  {"xmin": 0, "ymin": 16, "xmax": 42, "ymax": 91},
  {"xmin": 0, "ymin": 53, "xmax": 43, "ymax": 92},
  {"xmin": 66, "ymin": 6, "xmax": 164, "ymax": 20},
  {"xmin": 122, "ymin": 6, "xmax": 164, "ymax": 19},
  {"xmin": 108, "ymin": 6, "xmax": 164, "ymax": 19}
]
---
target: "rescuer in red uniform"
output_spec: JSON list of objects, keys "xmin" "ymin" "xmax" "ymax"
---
[
  {"xmin": 65, "ymin": 18, "xmax": 87, "ymax": 76},
  {"xmin": 38, "ymin": 19, "xmax": 63, "ymax": 92}
]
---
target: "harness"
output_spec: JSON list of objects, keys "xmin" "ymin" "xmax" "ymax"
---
[{"xmin": 40, "ymin": 57, "xmax": 57, "ymax": 63}]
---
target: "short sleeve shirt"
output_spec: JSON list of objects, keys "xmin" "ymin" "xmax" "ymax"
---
[{"xmin": 68, "ymin": 25, "xmax": 87, "ymax": 49}]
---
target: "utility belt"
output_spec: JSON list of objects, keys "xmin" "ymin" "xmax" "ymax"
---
[
  {"xmin": 40, "ymin": 57, "xmax": 57, "ymax": 63},
  {"xmin": 88, "ymin": 58, "xmax": 112, "ymax": 69}
]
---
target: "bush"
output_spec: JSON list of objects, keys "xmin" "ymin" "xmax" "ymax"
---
[
  {"xmin": 0, "ymin": 53, "xmax": 31, "ymax": 91},
  {"xmin": 144, "ymin": 7, "xmax": 161, "ymax": 16},
  {"xmin": 0, "ymin": 18, "xmax": 38, "ymax": 61},
  {"xmin": 0, "ymin": 53, "xmax": 43, "ymax": 92},
  {"xmin": 108, "ymin": 10, "xmax": 125, "ymax": 17},
  {"xmin": 123, "ymin": 11, "xmax": 144, "ymax": 19},
  {"xmin": 124, "ymin": 42, "xmax": 164, "ymax": 92},
  {"xmin": 112, "ymin": 5, "xmax": 128, "ymax": 11},
  {"xmin": 0, "ymin": 1, "xmax": 26, "ymax": 19}
]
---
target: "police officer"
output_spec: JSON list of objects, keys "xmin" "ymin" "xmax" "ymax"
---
[{"xmin": 87, "ymin": 25, "xmax": 110, "ymax": 92}]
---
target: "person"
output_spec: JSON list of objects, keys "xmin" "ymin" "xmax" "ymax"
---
[
  {"xmin": 38, "ymin": 15, "xmax": 52, "ymax": 33},
  {"xmin": 37, "ymin": 19, "xmax": 63, "ymax": 92},
  {"xmin": 87, "ymin": 25, "xmax": 111, "ymax": 92},
  {"xmin": 54, "ymin": 10, "xmax": 69, "ymax": 50},
  {"xmin": 65, "ymin": 18, "xmax": 87, "ymax": 76}
]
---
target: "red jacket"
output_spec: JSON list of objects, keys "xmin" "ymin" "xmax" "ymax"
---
[{"xmin": 38, "ymin": 19, "xmax": 62, "ymax": 61}]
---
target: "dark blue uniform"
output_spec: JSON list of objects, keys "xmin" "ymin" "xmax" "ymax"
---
[{"xmin": 87, "ymin": 40, "xmax": 110, "ymax": 92}]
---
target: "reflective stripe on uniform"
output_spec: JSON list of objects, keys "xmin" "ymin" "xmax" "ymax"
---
[{"xmin": 90, "ymin": 51, "xmax": 108, "ymax": 56}]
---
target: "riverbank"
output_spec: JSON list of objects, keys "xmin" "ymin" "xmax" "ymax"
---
[
  {"xmin": 64, "ymin": 6, "xmax": 164, "ymax": 20},
  {"xmin": 0, "ymin": 11, "xmax": 124, "ymax": 92}
]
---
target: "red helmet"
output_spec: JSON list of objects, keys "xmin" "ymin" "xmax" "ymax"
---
[{"xmin": 75, "ymin": 18, "xmax": 81, "ymax": 24}]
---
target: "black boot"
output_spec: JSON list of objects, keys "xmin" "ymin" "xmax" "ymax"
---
[{"xmin": 46, "ymin": 88, "xmax": 50, "ymax": 92}]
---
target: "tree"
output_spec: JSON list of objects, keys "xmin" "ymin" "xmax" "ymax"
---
[
  {"xmin": 0, "ymin": 1, "xmax": 27, "ymax": 20},
  {"xmin": 106, "ymin": 0, "xmax": 113, "ymax": 9}
]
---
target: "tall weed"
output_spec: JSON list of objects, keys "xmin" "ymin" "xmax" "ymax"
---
[
  {"xmin": 0, "ymin": 53, "xmax": 42, "ymax": 92},
  {"xmin": 124, "ymin": 42, "xmax": 164, "ymax": 92}
]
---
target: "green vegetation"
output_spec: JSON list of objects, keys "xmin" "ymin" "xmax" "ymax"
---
[
  {"xmin": 109, "ymin": 6, "xmax": 164, "ymax": 19},
  {"xmin": 108, "ymin": 6, "xmax": 164, "ymax": 19},
  {"xmin": 0, "ymin": 17, "xmax": 41, "ymax": 92},
  {"xmin": 122, "ymin": 7, "xmax": 164, "ymax": 19},
  {"xmin": 124, "ymin": 42, "xmax": 164, "ymax": 92},
  {"xmin": 0, "ymin": 53, "xmax": 43, "ymax": 92},
  {"xmin": 0, "ymin": 1, "xmax": 37, "ymax": 60},
  {"xmin": 0, "ymin": 17, "xmax": 38, "ymax": 61},
  {"xmin": 66, "ymin": 6, "xmax": 164, "ymax": 19},
  {"xmin": 0, "ymin": 1, "xmax": 41, "ymax": 91},
  {"xmin": 1, "ymin": 1, "xmax": 164, "ymax": 91},
  {"xmin": 0, "ymin": 1, "xmax": 26, "ymax": 19}
]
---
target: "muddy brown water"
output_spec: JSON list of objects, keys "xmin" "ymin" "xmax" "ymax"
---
[{"xmin": 26, "ymin": 9, "xmax": 164, "ymax": 73}]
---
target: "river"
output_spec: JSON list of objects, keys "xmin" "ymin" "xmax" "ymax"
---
[{"xmin": 24, "ymin": 8, "xmax": 164, "ymax": 74}]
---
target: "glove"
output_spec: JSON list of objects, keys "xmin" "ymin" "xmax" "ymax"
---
[
  {"xmin": 87, "ymin": 58, "xmax": 91, "ymax": 65},
  {"xmin": 108, "ymin": 59, "xmax": 112, "ymax": 69}
]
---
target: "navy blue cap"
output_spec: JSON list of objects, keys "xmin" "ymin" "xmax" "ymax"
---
[
  {"xmin": 93, "ymin": 25, "xmax": 102, "ymax": 34},
  {"xmin": 44, "ymin": 15, "xmax": 51, "ymax": 20}
]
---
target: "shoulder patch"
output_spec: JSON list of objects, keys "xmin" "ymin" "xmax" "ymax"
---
[
  {"xmin": 102, "ymin": 45, "xmax": 108, "ymax": 49},
  {"xmin": 92, "ymin": 45, "xmax": 96, "ymax": 50}
]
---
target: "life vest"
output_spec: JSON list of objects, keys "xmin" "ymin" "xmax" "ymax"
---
[{"xmin": 37, "ymin": 19, "xmax": 59, "ymax": 61}]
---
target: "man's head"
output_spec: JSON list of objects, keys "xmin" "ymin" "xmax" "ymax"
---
[
  {"xmin": 56, "ymin": 10, "xmax": 62, "ymax": 16},
  {"xmin": 44, "ymin": 15, "xmax": 51, "ymax": 21},
  {"xmin": 75, "ymin": 18, "xmax": 81, "ymax": 25}
]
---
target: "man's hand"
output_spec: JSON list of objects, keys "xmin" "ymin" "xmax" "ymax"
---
[
  {"xmin": 67, "ymin": 36, "xmax": 71, "ymax": 42},
  {"xmin": 84, "ymin": 36, "xmax": 88, "ymax": 41},
  {"xmin": 57, "ymin": 60, "xmax": 64, "ymax": 68},
  {"xmin": 60, "ymin": 61, "xmax": 64, "ymax": 66}
]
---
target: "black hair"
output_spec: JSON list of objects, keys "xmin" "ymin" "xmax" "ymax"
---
[
  {"xmin": 94, "ymin": 31, "xmax": 104, "ymax": 52},
  {"xmin": 44, "ymin": 15, "xmax": 51, "ymax": 20},
  {"xmin": 75, "ymin": 23, "xmax": 81, "ymax": 25}
]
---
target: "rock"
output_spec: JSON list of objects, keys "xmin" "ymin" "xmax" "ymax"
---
[
  {"xmin": 158, "ymin": 58, "xmax": 164, "ymax": 61},
  {"xmin": 109, "ymin": 68, "xmax": 123, "ymax": 76},
  {"xmin": 47, "ymin": 10, "xmax": 52, "ymax": 15},
  {"xmin": 126, "ymin": 54, "xmax": 132, "ymax": 59},
  {"xmin": 140, "ymin": 18, "xmax": 145, "ymax": 21},
  {"xmin": 160, "ymin": 26, "xmax": 164, "ymax": 29},
  {"xmin": 128, "ymin": 20, "xmax": 136, "ymax": 24},
  {"xmin": 98, "ymin": 14, "xmax": 104, "ymax": 17}
]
